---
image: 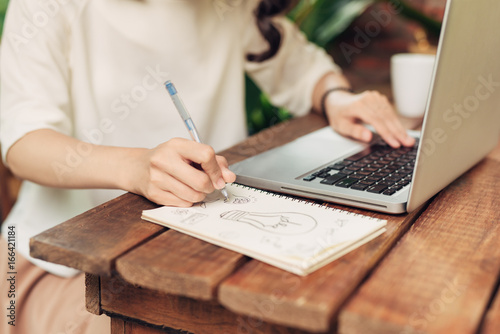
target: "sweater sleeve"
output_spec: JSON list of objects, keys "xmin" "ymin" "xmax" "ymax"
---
[
  {"xmin": 0, "ymin": 0, "xmax": 80, "ymax": 165},
  {"xmin": 242, "ymin": 5, "xmax": 342, "ymax": 117}
]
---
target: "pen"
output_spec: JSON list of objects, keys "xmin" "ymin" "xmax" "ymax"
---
[{"xmin": 164, "ymin": 80, "xmax": 229, "ymax": 200}]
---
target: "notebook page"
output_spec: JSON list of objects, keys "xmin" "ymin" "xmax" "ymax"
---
[{"xmin": 142, "ymin": 183, "xmax": 386, "ymax": 275}]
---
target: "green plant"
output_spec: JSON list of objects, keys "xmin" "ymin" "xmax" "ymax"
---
[
  {"xmin": 246, "ymin": 0, "xmax": 442, "ymax": 135},
  {"xmin": 0, "ymin": 0, "xmax": 8, "ymax": 37},
  {"xmin": 290, "ymin": 0, "xmax": 441, "ymax": 48}
]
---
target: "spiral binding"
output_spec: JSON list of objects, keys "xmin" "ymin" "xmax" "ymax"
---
[{"xmin": 232, "ymin": 183, "xmax": 383, "ymax": 222}]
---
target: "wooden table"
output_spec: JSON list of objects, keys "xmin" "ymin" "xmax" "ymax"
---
[{"xmin": 30, "ymin": 113, "xmax": 500, "ymax": 334}]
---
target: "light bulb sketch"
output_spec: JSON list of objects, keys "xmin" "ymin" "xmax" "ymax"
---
[
  {"xmin": 224, "ymin": 194, "xmax": 252, "ymax": 205},
  {"xmin": 199, "ymin": 192, "xmax": 255, "ymax": 208},
  {"xmin": 220, "ymin": 210, "xmax": 317, "ymax": 235}
]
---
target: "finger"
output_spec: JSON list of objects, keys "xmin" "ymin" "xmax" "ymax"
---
[
  {"xmin": 216, "ymin": 155, "xmax": 237, "ymax": 183},
  {"xmin": 386, "ymin": 117, "xmax": 416, "ymax": 147},
  {"xmin": 366, "ymin": 93, "xmax": 416, "ymax": 147},
  {"xmin": 388, "ymin": 117, "xmax": 416, "ymax": 146},
  {"xmin": 351, "ymin": 92, "xmax": 401, "ymax": 147},
  {"xmin": 402, "ymin": 133, "xmax": 416, "ymax": 147},
  {"xmin": 350, "ymin": 107, "xmax": 401, "ymax": 147},
  {"xmin": 155, "ymin": 139, "xmax": 225, "ymax": 192},
  {"xmin": 333, "ymin": 119, "xmax": 373, "ymax": 143},
  {"xmin": 377, "ymin": 113, "xmax": 416, "ymax": 147},
  {"xmin": 146, "ymin": 187, "xmax": 195, "ymax": 207},
  {"xmin": 151, "ymin": 148, "xmax": 216, "ymax": 194},
  {"xmin": 178, "ymin": 142, "xmax": 226, "ymax": 190},
  {"xmin": 374, "ymin": 113, "xmax": 406, "ymax": 148},
  {"xmin": 374, "ymin": 102, "xmax": 415, "ymax": 146},
  {"xmin": 150, "ymin": 168, "xmax": 208, "ymax": 203}
]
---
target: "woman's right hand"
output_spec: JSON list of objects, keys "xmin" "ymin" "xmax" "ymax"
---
[
  {"xmin": 6, "ymin": 130, "xmax": 234, "ymax": 207},
  {"xmin": 132, "ymin": 138, "xmax": 236, "ymax": 207}
]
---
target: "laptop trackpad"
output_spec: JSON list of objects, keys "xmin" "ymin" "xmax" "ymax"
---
[{"xmin": 231, "ymin": 127, "xmax": 366, "ymax": 180}]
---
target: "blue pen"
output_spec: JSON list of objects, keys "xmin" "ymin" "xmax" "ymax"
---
[{"xmin": 164, "ymin": 80, "xmax": 229, "ymax": 200}]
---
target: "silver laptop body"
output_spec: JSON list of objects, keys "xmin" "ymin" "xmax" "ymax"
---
[{"xmin": 231, "ymin": 0, "xmax": 500, "ymax": 214}]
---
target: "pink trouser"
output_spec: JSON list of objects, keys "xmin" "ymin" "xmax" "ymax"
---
[{"xmin": 0, "ymin": 236, "xmax": 109, "ymax": 334}]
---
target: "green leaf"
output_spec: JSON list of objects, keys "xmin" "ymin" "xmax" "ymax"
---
[
  {"xmin": 291, "ymin": 0, "xmax": 375, "ymax": 47},
  {"xmin": 0, "ymin": 0, "xmax": 9, "ymax": 37},
  {"xmin": 383, "ymin": 0, "xmax": 442, "ymax": 38},
  {"xmin": 313, "ymin": 0, "xmax": 374, "ymax": 47}
]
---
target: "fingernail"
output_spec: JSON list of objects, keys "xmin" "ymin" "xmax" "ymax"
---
[
  {"xmin": 390, "ymin": 138, "xmax": 400, "ymax": 148},
  {"xmin": 216, "ymin": 178, "xmax": 225, "ymax": 189},
  {"xmin": 405, "ymin": 135, "xmax": 415, "ymax": 146}
]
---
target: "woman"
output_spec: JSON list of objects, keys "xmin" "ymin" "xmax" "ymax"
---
[{"xmin": 0, "ymin": 0, "xmax": 414, "ymax": 332}]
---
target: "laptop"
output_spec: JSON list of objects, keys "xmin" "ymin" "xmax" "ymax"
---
[{"xmin": 230, "ymin": 0, "xmax": 500, "ymax": 214}]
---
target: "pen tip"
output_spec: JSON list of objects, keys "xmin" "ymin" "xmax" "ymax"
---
[{"xmin": 221, "ymin": 188, "xmax": 229, "ymax": 200}]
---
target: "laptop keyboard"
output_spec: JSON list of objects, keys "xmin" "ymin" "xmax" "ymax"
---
[{"xmin": 302, "ymin": 142, "xmax": 418, "ymax": 196}]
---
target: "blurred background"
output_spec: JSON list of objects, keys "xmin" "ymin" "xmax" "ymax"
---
[
  {"xmin": 0, "ymin": 0, "xmax": 446, "ymax": 222},
  {"xmin": 247, "ymin": 0, "xmax": 446, "ymax": 134}
]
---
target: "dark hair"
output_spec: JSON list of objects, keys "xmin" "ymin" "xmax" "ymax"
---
[{"xmin": 247, "ymin": 0, "xmax": 297, "ymax": 62}]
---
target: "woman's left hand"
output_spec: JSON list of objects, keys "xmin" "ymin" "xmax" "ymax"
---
[{"xmin": 323, "ymin": 89, "xmax": 416, "ymax": 148}]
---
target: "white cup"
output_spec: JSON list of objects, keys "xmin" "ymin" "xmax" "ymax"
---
[{"xmin": 391, "ymin": 53, "xmax": 436, "ymax": 118}]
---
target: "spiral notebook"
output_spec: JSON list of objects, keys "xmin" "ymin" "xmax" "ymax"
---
[{"xmin": 141, "ymin": 183, "xmax": 387, "ymax": 276}]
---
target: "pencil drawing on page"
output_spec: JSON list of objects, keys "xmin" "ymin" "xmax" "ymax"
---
[
  {"xmin": 180, "ymin": 213, "xmax": 208, "ymax": 225},
  {"xmin": 220, "ymin": 210, "xmax": 317, "ymax": 235},
  {"xmin": 199, "ymin": 192, "xmax": 256, "ymax": 208}
]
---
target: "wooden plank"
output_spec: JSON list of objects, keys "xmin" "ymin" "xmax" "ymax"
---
[
  {"xmin": 122, "ymin": 322, "xmax": 183, "ymax": 334},
  {"xmin": 218, "ymin": 204, "xmax": 426, "ymax": 333},
  {"xmin": 111, "ymin": 318, "xmax": 183, "ymax": 334},
  {"xmin": 122, "ymin": 322, "xmax": 172, "ymax": 334},
  {"xmin": 111, "ymin": 318, "xmax": 126, "ymax": 334},
  {"xmin": 339, "ymin": 157, "xmax": 500, "ymax": 334},
  {"xmin": 480, "ymin": 289, "xmax": 500, "ymax": 334},
  {"xmin": 85, "ymin": 273, "xmax": 102, "ymax": 315},
  {"xmin": 101, "ymin": 275, "xmax": 312, "ymax": 334},
  {"xmin": 481, "ymin": 284, "xmax": 500, "ymax": 334},
  {"xmin": 116, "ymin": 230, "xmax": 247, "ymax": 300},
  {"xmin": 30, "ymin": 193, "xmax": 163, "ymax": 276}
]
